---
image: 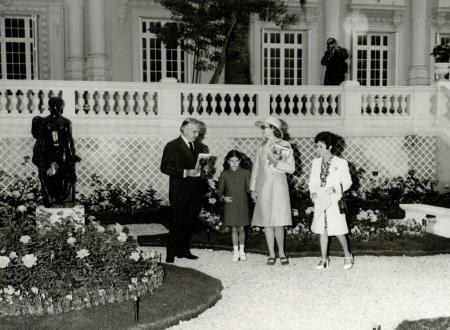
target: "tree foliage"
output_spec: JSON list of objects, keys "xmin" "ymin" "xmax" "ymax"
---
[{"xmin": 154, "ymin": 0, "xmax": 299, "ymax": 83}]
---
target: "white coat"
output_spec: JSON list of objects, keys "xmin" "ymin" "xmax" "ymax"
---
[
  {"xmin": 250, "ymin": 139, "xmax": 295, "ymax": 227},
  {"xmin": 308, "ymin": 156, "xmax": 352, "ymax": 235}
]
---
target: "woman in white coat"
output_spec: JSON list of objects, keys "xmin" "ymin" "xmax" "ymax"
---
[
  {"xmin": 309, "ymin": 131, "xmax": 353, "ymax": 270},
  {"xmin": 250, "ymin": 117, "xmax": 295, "ymax": 265}
]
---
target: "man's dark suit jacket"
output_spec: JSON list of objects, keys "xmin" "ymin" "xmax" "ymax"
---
[{"xmin": 160, "ymin": 136, "xmax": 208, "ymax": 204}]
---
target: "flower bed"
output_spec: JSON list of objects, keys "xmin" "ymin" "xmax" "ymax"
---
[{"xmin": 0, "ymin": 209, "xmax": 164, "ymax": 316}]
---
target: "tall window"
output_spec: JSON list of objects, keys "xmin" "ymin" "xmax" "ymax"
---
[
  {"xmin": 0, "ymin": 16, "xmax": 37, "ymax": 80},
  {"xmin": 140, "ymin": 19, "xmax": 185, "ymax": 83},
  {"xmin": 262, "ymin": 30, "xmax": 304, "ymax": 85},
  {"xmin": 354, "ymin": 32, "xmax": 391, "ymax": 86},
  {"xmin": 436, "ymin": 33, "xmax": 450, "ymax": 46}
]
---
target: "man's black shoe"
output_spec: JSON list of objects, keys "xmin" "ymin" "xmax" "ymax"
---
[
  {"xmin": 181, "ymin": 253, "xmax": 198, "ymax": 260},
  {"xmin": 165, "ymin": 255, "xmax": 175, "ymax": 263}
]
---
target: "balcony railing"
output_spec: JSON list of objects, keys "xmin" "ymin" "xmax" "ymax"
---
[{"xmin": 0, "ymin": 79, "xmax": 447, "ymax": 138}]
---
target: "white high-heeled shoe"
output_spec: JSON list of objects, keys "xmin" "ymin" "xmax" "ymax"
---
[
  {"xmin": 314, "ymin": 257, "xmax": 330, "ymax": 270},
  {"xmin": 239, "ymin": 251, "xmax": 247, "ymax": 261},
  {"xmin": 343, "ymin": 255, "xmax": 354, "ymax": 270},
  {"xmin": 232, "ymin": 251, "xmax": 240, "ymax": 262}
]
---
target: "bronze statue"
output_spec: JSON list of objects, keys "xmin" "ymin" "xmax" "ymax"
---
[{"xmin": 31, "ymin": 97, "xmax": 81, "ymax": 207}]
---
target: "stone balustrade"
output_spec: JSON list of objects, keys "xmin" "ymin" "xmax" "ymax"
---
[{"xmin": 0, "ymin": 80, "xmax": 445, "ymax": 139}]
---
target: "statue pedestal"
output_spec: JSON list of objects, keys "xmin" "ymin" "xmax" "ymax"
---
[{"xmin": 36, "ymin": 205, "xmax": 85, "ymax": 230}]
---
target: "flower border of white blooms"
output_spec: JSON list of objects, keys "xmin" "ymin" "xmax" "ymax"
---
[{"xmin": 0, "ymin": 215, "xmax": 164, "ymax": 317}]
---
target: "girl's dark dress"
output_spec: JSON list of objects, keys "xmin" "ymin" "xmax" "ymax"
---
[{"xmin": 217, "ymin": 167, "xmax": 251, "ymax": 226}]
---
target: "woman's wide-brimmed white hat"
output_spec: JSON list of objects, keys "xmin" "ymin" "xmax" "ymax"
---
[{"xmin": 255, "ymin": 116, "xmax": 283, "ymax": 137}]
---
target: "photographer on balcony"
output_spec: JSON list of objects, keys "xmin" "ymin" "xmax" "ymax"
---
[{"xmin": 321, "ymin": 38, "xmax": 349, "ymax": 85}]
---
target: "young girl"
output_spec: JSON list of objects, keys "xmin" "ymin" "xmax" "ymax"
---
[{"xmin": 217, "ymin": 150, "xmax": 252, "ymax": 262}]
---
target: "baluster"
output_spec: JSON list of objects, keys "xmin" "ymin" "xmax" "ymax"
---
[
  {"xmin": 229, "ymin": 94, "xmax": 236, "ymax": 115},
  {"xmin": 182, "ymin": 93, "xmax": 190, "ymax": 114},
  {"xmin": 237, "ymin": 94, "xmax": 244, "ymax": 116},
  {"xmin": 201, "ymin": 94, "xmax": 208, "ymax": 114},
  {"xmin": 385, "ymin": 95, "xmax": 393, "ymax": 114},
  {"xmin": 17, "ymin": 93, "xmax": 26, "ymax": 113},
  {"xmin": 31, "ymin": 90, "xmax": 39, "ymax": 113},
  {"xmin": 117, "ymin": 91, "xmax": 125, "ymax": 114},
  {"xmin": 288, "ymin": 94, "xmax": 295, "ymax": 115},
  {"xmin": 192, "ymin": 93, "xmax": 199, "ymax": 115},
  {"xmin": 148, "ymin": 92, "xmax": 155, "ymax": 114},
  {"xmin": 10, "ymin": 90, "xmax": 18, "ymax": 114},
  {"xmin": 270, "ymin": 95, "xmax": 277, "ymax": 113},
  {"xmin": 369, "ymin": 95, "xmax": 376, "ymax": 116},
  {"xmin": 210, "ymin": 94, "xmax": 217, "ymax": 114},
  {"xmin": 41, "ymin": 90, "xmax": 49, "ymax": 113},
  {"xmin": 87, "ymin": 91, "xmax": 95, "ymax": 114},
  {"xmin": 400, "ymin": 95, "xmax": 408, "ymax": 115},
  {"xmin": 313, "ymin": 95, "xmax": 320, "ymax": 116},
  {"xmin": 248, "ymin": 94, "xmax": 255, "ymax": 115},
  {"xmin": 98, "ymin": 91, "xmax": 106, "ymax": 115},
  {"xmin": 219, "ymin": 94, "xmax": 226, "ymax": 115},
  {"xmin": 322, "ymin": 95, "xmax": 329, "ymax": 115},
  {"xmin": 135, "ymin": 92, "xmax": 143, "ymax": 115},
  {"xmin": 0, "ymin": 91, "xmax": 6, "ymax": 113},
  {"xmin": 305, "ymin": 94, "xmax": 312, "ymax": 115},
  {"xmin": 330, "ymin": 94, "xmax": 337, "ymax": 115},
  {"xmin": 361, "ymin": 95, "xmax": 368, "ymax": 115},
  {"xmin": 280, "ymin": 94, "xmax": 286, "ymax": 114},
  {"xmin": 392, "ymin": 95, "xmax": 399, "ymax": 115}
]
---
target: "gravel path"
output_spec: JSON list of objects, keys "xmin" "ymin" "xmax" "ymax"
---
[{"xmin": 140, "ymin": 246, "xmax": 450, "ymax": 330}]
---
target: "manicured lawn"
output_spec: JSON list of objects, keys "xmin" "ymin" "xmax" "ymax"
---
[{"xmin": 138, "ymin": 231, "xmax": 450, "ymax": 257}]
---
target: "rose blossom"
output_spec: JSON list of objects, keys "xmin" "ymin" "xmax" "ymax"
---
[
  {"xmin": 131, "ymin": 278, "xmax": 138, "ymax": 284},
  {"xmin": 4, "ymin": 285, "xmax": 15, "ymax": 295},
  {"xmin": 16, "ymin": 205, "xmax": 27, "ymax": 212},
  {"xmin": 129, "ymin": 251, "xmax": 140, "ymax": 262},
  {"xmin": 65, "ymin": 294, "xmax": 73, "ymax": 301},
  {"xmin": 67, "ymin": 237, "xmax": 77, "ymax": 245},
  {"xmin": 96, "ymin": 225, "xmax": 105, "ymax": 233},
  {"xmin": 208, "ymin": 198, "xmax": 216, "ymax": 205},
  {"xmin": 31, "ymin": 287, "xmax": 39, "ymax": 295},
  {"xmin": 76, "ymin": 249, "xmax": 90, "ymax": 259},
  {"xmin": 22, "ymin": 254, "xmax": 37, "ymax": 268},
  {"xmin": 114, "ymin": 223, "xmax": 123, "ymax": 234},
  {"xmin": 117, "ymin": 232, "xmax": 127, "ymax": 242},
  {"xmin": 292, "ymin": 209, "xmax": 299, "ymax": 217},
  {"xmin": 19, "ymin": 235, "xmax": 31, "ymax": 244},
  {"xmin": 0, "ymin": 256, "xmax": 10, "ymax": 269},
  {"xmin": 9, "ymin": 251, "xmax": 17, "ymax": 259},
  {"xmin": 305, "ymin": 207, "xmax": 314, "ymax": 215}
]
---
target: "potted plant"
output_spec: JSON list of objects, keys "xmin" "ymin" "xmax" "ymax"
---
[{"xmin": 430, "ymin": 43, "xmax": 450, "ymax": 79}]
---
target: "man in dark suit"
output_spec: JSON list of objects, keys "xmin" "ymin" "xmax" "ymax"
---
[
  {"xmin": 321, "ymin": 37, "xmax": 349, "ymax": 85},
  {"xmin": 160, "ymin": 118, "xmax": 209, "ymax": 263}
]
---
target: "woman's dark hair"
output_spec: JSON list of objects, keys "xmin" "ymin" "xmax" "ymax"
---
[
  {"xmin": 269, "ymin": 124, "xmax": 283, "ymax": 139},
  {"xmin": 223, "ymin": 150, "xmax": 252, "ymax": 170},
  {"xmin": 314, "ymin": 131, "xmax": 336, "ymax": 150}
]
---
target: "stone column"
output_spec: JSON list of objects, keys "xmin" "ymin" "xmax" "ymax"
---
[
  {"xmin": 65, "ymin": 0, "xmax": 84, "ymax": 80},
  {"xmin": 86, "ymin": 0, "xmax": 109, "ymax": 80},
  {"xmin": 324, "ymin": 0, "xmax": 341, "ymax": 42},
  {"xmin": 409, "ymin": 0, "xmax": 429, "ymax": 85}
]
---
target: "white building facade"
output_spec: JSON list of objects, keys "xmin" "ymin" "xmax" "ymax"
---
[{"xmin": 1, "ymin": 0, "xmax": 450, "ymax": 85}]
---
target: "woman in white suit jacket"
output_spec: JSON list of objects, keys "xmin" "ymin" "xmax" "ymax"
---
[{"xmin": 308, "ymin": 132, "xmax": 353, "ymax": 270}]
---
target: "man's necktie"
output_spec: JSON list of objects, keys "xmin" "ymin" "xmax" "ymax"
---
[{"xmin": 188, "ymin": 142, "xmax": 195, "ymax": 156}]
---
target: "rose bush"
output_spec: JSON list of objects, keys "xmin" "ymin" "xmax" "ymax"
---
[{"xmin": 0, "ymin": 209, "xmax": 163, "ymax": 316}]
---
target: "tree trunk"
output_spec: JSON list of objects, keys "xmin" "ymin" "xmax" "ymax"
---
[
  {"xmin": 225, "ymin": 19, "xmax": 251, "ymax": 84},
  {"xmin": 209, "ymin": 14, "xmax": 238, "ymax": 84}
]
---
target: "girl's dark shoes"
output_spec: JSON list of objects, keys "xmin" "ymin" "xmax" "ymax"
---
[
  {"xmin": 280, "ymin": 257, "xmax": 289, "ymax": 265},
  {"xmin": 266, "ymin": 257, "xmax": 276, "ymax": 265}
]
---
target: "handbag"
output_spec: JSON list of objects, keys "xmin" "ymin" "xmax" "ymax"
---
[
  {"xmin": 338, "ymin": 198, "xmax": 347, "ymax": 214},
  {"xmin": 338, "ymin": 183, "xmax": 347, "ymax": 214}
]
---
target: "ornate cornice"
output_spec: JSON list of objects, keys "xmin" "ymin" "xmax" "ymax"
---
[{"xmin": 117, "ymin": 0, "xmax": 129, "ymax": 24}]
